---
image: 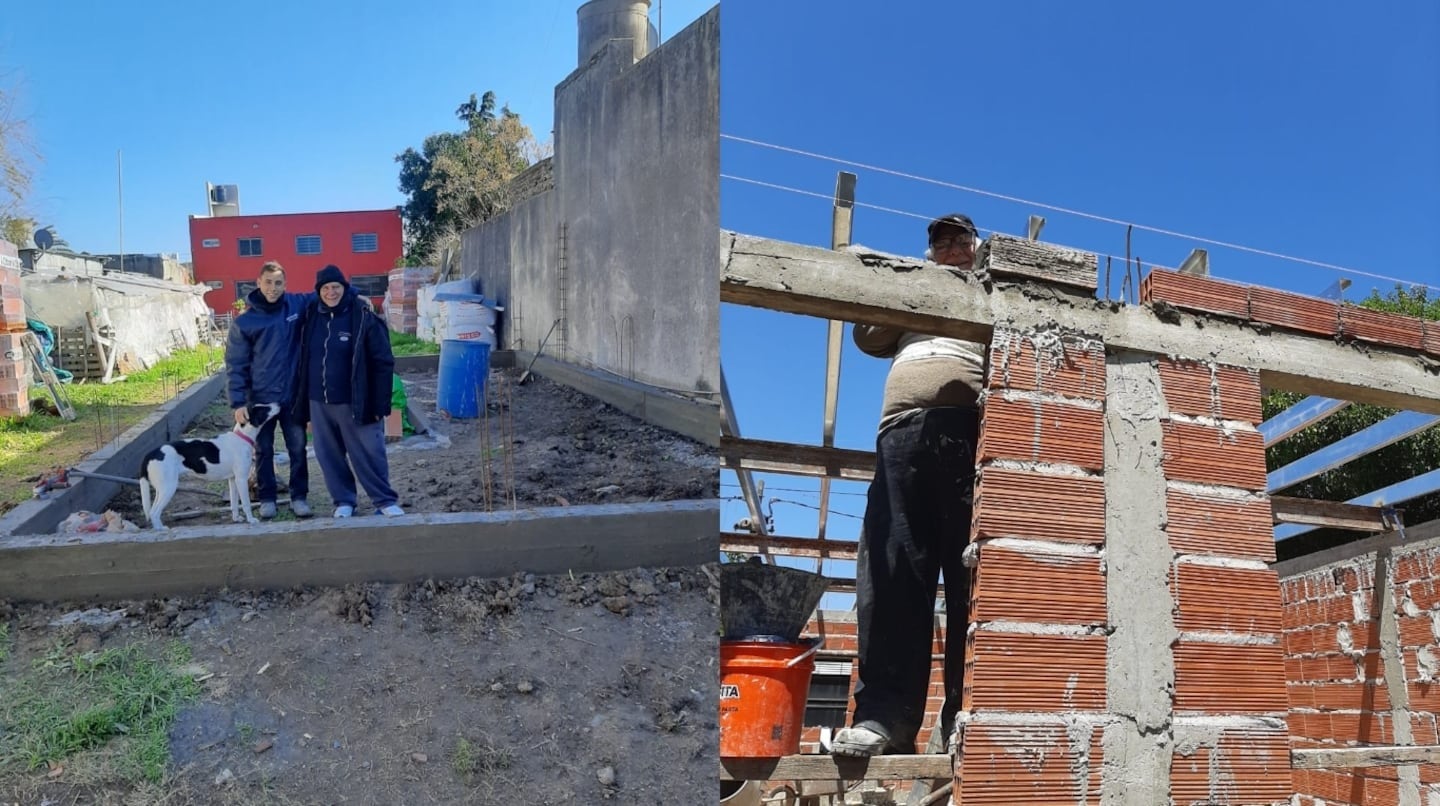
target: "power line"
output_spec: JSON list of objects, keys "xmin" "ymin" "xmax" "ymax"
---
[
  {"xmin": 723, "ymin": 133, "xmax": 1440, "ymax": 294},
  {"xmin": 720, "ymin": 480, "xmax": 867, "ymax": 497}
]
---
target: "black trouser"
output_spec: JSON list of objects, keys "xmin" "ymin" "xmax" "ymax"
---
[{"xmin": 853, "ymin": 406, "xmax": 978, "ymax": 752}]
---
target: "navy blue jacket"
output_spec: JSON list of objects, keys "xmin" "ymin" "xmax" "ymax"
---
[
  {"xmin": 291, "ymin": 289, "xmax": 394, "ymax": 426},
  {"xmin": 225, "ymin": 289, "xmax": 314, "ymax": 409}
]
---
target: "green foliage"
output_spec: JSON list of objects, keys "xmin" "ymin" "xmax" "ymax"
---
[
  {"xmin": 396, "ymin": 91, "xmax": 542, "ymax": 265},
  {"xmin": 0, "ymin": 641, "xmax": 201, "ymax": 783},
  {"xmin": 388, "ymin": 330, "xmax": 440, "ymax": 356},
  {"xmin": 1266, "ymin": 285, "xmax": 1440, "ymax": 554}
]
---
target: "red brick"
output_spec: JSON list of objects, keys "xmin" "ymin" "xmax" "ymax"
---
[
  {"xmin": 1173, "ymin": 563, "xmax": 1284, "ymax": 634},
  {"xmin": 987, "ymin": 332, "xmax": 1105, "ymax": 400},
  {"xmin": 1157, "ymin": 358, "xmax": 1263, "ymax": 424},
  {"xmin": 1248, "ymin": 287, "xmax": 1340, "ymax": 336},
  {"xmin": 1396, "ymin": 549, "xmax": 1440, "ymax": 585},
  {"xmin": 0, "ymin": 359, "xmax": 27, "ymax": 382},
  {"xmin": 956, "ymin": 722, "xmax": 1103, "ymax": 804},
  {"xmin": 978, "ymin": 397, "xmax": 1104, "ymax": 470},
  {"xmin": 1163, "ymin": 483, "xmax": 1278, "ymax": 561},
  {"xmin": 972, "ymin": 544, "xmax": 1106, "ymax": 625},
  {"xmin": 1329, "ymin": 711, "xmax": 1396, "ymax": 745},
  {"xmin": 1174, "ymin": 641, "xmax": 1289, "ymax": 713},
  {"xmin": 1161, "ymin": 420, "xmax": 1267, "ymax": 490},
  {"xmin": 1171, "ymin": 725, "xmax": 1293, "ymax": 805},
  {"xmin": 1397, "ymin": 614, "xmax": 1437, "ymax": 648},
  {"xmin": 965, "ymin": 631, "xmax": 1106, "ymax": 712},
  {"xmin": 1311, "ymin": 680, "xmax": 1390, "ymax": 712},
  {"xmin": 972, "ymin": 466, "xmax": 1105, "ymax": 544},
  {"xmin": 1140, "ymin": 269, "xmax": 1250, "ymax": 319},
  {"xmin": 1339, "ymin": 305, "xmax": 1426, "ymax": 350}
]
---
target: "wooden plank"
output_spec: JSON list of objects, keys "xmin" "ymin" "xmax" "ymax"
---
[
  {"xmin": 721, "ymin": 531, "xmax": 858, "ymax": 560},
  {"xmin": 721, "ymin": 232, "xmax": 1440, "ymax": 415},
  {"xmin": 1271, "ymin": 496, "xmax": 1392, "ymax": 532},
  {"xmin": 721, "ymin": 754, "xmax": 952, "ymax": 782},
  {"xmin": 1292, "ymin": 745, "xmax": 1440, "ymax": 770},
  {"xmin": 721, "ymin": 436, "xmax": 876, "ymax": 482}
]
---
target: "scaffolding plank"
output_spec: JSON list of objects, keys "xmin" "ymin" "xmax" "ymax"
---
[{"xmin": 721, "ymin": 436, "xmax": 875, "ymax": 482}]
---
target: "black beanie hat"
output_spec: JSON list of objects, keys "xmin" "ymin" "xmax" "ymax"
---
[{"xmin": 315, "ymin": 264, "xmax": 349, "ymax": 292}]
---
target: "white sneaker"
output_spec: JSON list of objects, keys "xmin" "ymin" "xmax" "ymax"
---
[
  {"xmin": 379, "ymin": 504, "xmax": 405, "ymax": 517},
  {"xmin": 334, "ymin": 505, "xmax": 354, "ymax": 518}
]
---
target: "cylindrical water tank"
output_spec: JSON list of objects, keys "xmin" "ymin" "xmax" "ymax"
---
[{"xmin": 576, "ymin": 0, "xmax": 655, "ymax": 66}]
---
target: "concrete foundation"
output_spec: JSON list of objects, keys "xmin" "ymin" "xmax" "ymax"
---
[{"xmin": 0, "ymin": 499, "xmax": 717, "ymax": 603}]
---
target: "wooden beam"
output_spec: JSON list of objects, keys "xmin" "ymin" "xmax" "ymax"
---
[
  {"xmin": 1271, "ymin": 496, "xmax": 1393, "ymax": 532},
  {"xmin": 721, "ymin": 531, "xmax": 858, "ymax": 560},
  {"xmin": 721, "ymin": 435, "xmax": 876, "ymax": 481},
  {"xmin": 1291, "ymin": 745, "xmax": 1440, "ymax": 769},
  {"xmin": 721, "ymin": 754, "xmax": 952, "ymax": 782},
  {"xmin": 721, "ymin": 232, "xmax": 1440, "ymax": 415}
]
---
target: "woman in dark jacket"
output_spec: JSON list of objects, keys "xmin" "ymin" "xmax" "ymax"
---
[{"xmin": 291, "ymin": 264, "xmax": 403, "ymax": 517}]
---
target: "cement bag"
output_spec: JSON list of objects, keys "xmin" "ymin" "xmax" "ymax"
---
[{"xmin": 440, "ymin": 300, "xmax": 497, "ymax": 345}]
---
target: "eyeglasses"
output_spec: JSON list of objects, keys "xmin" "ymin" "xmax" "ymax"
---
[{"xmin": 929, "ymin": 235, "xmax": 975, "ymax": 252}]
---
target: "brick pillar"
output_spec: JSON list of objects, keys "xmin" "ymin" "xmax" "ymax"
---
[
  {"xmin": 0, "ymin": 240, "xmax": 29, "ymax": 417},
  {"xmin": 957, "ymin": 328, "xmax": 1109, "ymax": 804},
  {"xmin": 1157, "ymin": 357, "xmax": 1294, "ymax": 804}
]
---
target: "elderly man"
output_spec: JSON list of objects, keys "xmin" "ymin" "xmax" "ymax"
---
[
  {"xmin": 831, "ymin": 213, "xmax": 984, "ymax": 758},
  {"xmin": 225, "ymin": 261, "xmax": 313, "ymax": 519}
]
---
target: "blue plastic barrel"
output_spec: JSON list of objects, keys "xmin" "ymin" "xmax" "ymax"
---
[{"xmin": 436, "ymin": 340, "xmax": 491, "ymax": 418}]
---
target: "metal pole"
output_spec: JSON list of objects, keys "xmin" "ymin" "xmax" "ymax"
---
[{"xmin": 117, "ymin": 149, "xmax": 124, "ymax": 274}]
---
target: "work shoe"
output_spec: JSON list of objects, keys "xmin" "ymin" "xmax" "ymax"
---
[
  {"xmin": 334, "ymin": 505, "xmax": 354, "ymax": 518},
  {"xmin": 290, "ymin": 499, "xmax": 313, "ymax": 519},
  {"xmin": 258, "ymin": 501, "xmax": 277, "ymax": 520},
  {"xmin": 831, "ymin": 721, "xmax": 902, "ymax": 758},
  {"xmin": 379, "ymin": 504, "xmax": 405, "ymax": 517}
]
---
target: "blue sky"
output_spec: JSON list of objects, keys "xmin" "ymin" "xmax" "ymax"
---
[
  {"xmin": 719, "ymin": 1, "xmax": 1440, "ymax": 604},
  {"xmin": 1, "ymin": 0, "xmax": 713, "ymax": 258}
]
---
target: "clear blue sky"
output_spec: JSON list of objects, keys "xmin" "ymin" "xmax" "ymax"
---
[
  {"xmin": 719, "ymin": 0, "xmax": 1440, "ymax": 604},
  {"xmin": 1, "ymin": 0, "xmax": 713, "ymax": 259}
]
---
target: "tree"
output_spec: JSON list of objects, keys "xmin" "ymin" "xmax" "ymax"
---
[
  {"xmin": 395, "ymin": 91, "xmax": 544, "ymax": 265},
  {"xmin": 1267, "ymin": 286, "xmax": 1440, "ymax": 559},
  {"xmin": 0, "ymin": 80, "xmax": 39, "ymax": 243}
]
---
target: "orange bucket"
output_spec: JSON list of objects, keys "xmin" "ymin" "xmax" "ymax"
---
[{"xmin": 719, "ymin": 637, "xmax": 820, "ymax": 758}]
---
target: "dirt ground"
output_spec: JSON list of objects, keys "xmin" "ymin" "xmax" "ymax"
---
[
  {"xmin": 106, "ymin": 366, "xmax": 716, "ymax": 527},
  {"xmin": 0, "ymin": 564, "xmax": 720, "ymax": 805}
]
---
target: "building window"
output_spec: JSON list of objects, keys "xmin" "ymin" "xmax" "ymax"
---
[
  {"xmin": 351, "ymin": 232, "xmax": 378, "ymax": 253},
  {"xmin": 238, "ymin": 238, "xmax": 263, "ymax": 257},
  {"xmin": 349, "ymin": 274, "xmax": 388, "ymax": 298},
  {"xmin": 295, "ymin": 235, "xmax": 322, "ymax": 255},
  {"xmin": 236, "ymin": 281, "xmax": 257, "ymax": 300},
  {"xmin": 803, "ymin": 665, "xmax": 852, "ymax": 730}
]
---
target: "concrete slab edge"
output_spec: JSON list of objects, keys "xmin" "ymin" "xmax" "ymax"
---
[
  {"xmin": 514, "ymin": 351, "xmax": 718, "ymax": 447},
  {"xmin": 0, "ymin": 372, "xmax": 229, "ymax": 538},
  {"xmin": 0, "ymin": 499, "xmax": 720, "ymax": 603},
  {"xmin": 394, "ymin": 350, "xmax": 516, "ymax": 374}
]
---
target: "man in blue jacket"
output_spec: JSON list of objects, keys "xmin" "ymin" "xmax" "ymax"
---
[
  {"xmin": 225, "ymin": 261, "xmax": 314, "ymax": 519},
  {"xmin": 292, "ymin": 264, "xmax": 403, "ymax": 518}
]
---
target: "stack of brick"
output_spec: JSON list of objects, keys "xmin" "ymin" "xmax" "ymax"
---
[
  {"xmin": 0, "ymin": 238, "xmax": 29, "ymax": 417},
  {"xmin": 957, "ymin": 326, "xmax": 1110, "ymax": 803},
  {"xmin": 385, "ymin": 266, "xmax": 435, "ymax": 335},
  {"xmin": 1280, "ymin": 536, "xmax": 1440, "ymax": 804}
]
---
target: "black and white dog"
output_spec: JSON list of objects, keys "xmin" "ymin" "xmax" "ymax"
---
[{"xmin": 138, "ymin": 402, "xmax": 279, "ymax": 530}]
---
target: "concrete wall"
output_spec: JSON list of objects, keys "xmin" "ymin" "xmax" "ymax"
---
[{"xmin": 460, "ymin": 6, "xmax": 718, "ymax": 396}]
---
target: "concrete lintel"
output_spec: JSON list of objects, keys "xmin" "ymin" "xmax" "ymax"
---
[
  {"xmin": 0, "ymin": 372, "xmax": 228, "ymax": 538},
  {"xmin": 722, "ymin": 232, "xmax": 1440, "ymax": 415},
  {"xmin": 0, "ymin": 500, "xmax": 719, "ymax": 603},
  {"xmin": 515, "ymin": 351, "xmax": 718, "ymax": 447},
  {"xmin": 1272, "ymin": 518, "xmax": 1440, "ymax": 579}
]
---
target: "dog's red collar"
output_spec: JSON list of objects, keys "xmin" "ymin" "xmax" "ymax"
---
[{"xmin": 233, "ymin": 426, "xmax": 256, "ymax": 448}]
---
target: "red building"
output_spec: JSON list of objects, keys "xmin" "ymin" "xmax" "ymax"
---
[{"xmin": 188, "ymin": 208, "xmax": 403, "ymax": 316}]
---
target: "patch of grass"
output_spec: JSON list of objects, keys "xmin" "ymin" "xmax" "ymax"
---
[
  {"xmin": 389, "ymin": 330, "xmax": 440, "ymax": 356},
  {"xmin": 236, "ymin": 722, "xmax": 255, "ymax": 744},
  {"xmin": 0, "ymin": 622, "xmax": 9, "ymax": 664},
  {"xmin": 0, "ymin": 639, "xmax": 202, "ymax": 784},
  {"xmin": 451, "ymin": 736, "xmax": 475, "ymax": 778},
  {"xmin": 0, "ymin": 344, "xmax": 224, "ymax": 511}
]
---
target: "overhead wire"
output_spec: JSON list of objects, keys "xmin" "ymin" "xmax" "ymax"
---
[{"xmin": 723, "ymin": 133, "xmax": 1440, "ymax": 294}]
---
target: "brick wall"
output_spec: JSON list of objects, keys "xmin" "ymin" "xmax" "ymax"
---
[{"xmin": 1280, "ymin": 533, "xmax": 1440, "ymax": 805}]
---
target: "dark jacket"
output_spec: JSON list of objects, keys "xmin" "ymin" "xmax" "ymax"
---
[
  {"xmin": 225, "ymin": 289, "xmax": 314, "ymax": 408},
  {"xmin": 291, "ymin": 289, "xmax": 394, "ymax": 426}
]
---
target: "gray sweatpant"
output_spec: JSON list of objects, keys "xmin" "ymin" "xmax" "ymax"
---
[{"xmin": 309, "ymin": 400, "xmax": 398, "ymax": 511}]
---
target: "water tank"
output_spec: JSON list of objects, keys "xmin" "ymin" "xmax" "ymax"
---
[{"xmin": 577, "ymin": 0, "xmax": 656, "ymax": 66}]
